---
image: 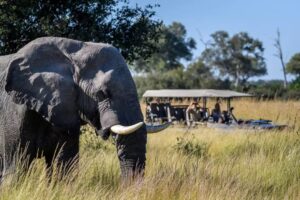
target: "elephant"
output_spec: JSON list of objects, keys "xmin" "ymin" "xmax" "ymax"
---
[{"xmin": 0, "ymin": 37, "xmax": 169, "ymax": 179}]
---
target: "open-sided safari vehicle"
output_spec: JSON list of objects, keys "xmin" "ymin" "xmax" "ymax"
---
[{"xmin": 143, "ymin": 89, "xmax": 287, "ymax": 130}]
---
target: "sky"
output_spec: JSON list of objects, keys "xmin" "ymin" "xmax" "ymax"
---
[{"xmin": 131, "ymin": 0, "xmax": 300, "ymax": 81}]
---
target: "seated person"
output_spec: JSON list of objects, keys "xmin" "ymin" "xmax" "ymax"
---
[
  {"xmin": 149, "ymin": 98, "xmax": 168, "ymax": 122},
  {"xmin": 217, "ymin": 107, "xmax": 235, "ymax": 124},
  {"xmin": 202, "ymin": 107, "xmax": 210, "ymax": 121},
  {"xmin": 174, "ymin": 107, "xmax": 185, "ymax": 121},
  {"xmin": 146, "ymin": 101, "xmax": 158, "ymax": 123},
  {"xmin": 222, "ymin": 111, "xmax": 230, "ymax": 124},
  {"xmin": 186, "ymin": 101, "xmax": 202, "ymax": 124},
  {"xmin": 158, "ymin": 104, "xmax": 166, "ymax": 118},
  {"xmin": 149, "ymin": 102, "xmax": 159, "ymax": 117},
  {"xmin": 212, "ymin": 98, "xmax": 222, "ymax": 123},
  {"xmin": 197, "ymin": 107, "xmax": 210, "ymax": 121}
]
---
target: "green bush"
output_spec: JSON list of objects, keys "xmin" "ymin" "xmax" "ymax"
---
[
  {"xmin": 173, "ymin": 136, "xmax": 210, "ymax": 158},
  {"xmin": 80, "ymin": 126, "xmax": 115, "ymax": 152},
  {"xmin": 289, "ymin": 77, "xmax": 300, "ymax": 90}
]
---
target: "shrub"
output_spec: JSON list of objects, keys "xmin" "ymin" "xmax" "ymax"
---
[
  {"xmin": 173, "ymin": 136, "xmax": 210, "ymax": 158},
  {"xmin": 80, "ymin": 126, "xmax": 115, "ymax": 152}
]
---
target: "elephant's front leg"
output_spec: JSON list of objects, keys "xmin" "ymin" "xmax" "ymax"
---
[
  {"xmin": 44, "ymin": 128, "xmax": 80, "ymax": 177},
  {"xmin": 19, "ymin": 110, "xmax": 45, "ymax": 170},
  {"xmin": 20, "ymin": 110, "xmax": 80, "ymax": 176},
  {"xmin": 56, "ymin": 132, "xmax": 80, "ymax": 175}
]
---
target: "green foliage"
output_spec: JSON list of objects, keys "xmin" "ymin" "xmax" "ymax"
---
[
  {"xmin": 185, "ymin": 58, "xmax": 232, "ymax": 89},
  {"xmin": 201, "ymin": 31, "xmax": 267, "ymax": 87},
  {"xmin": 248, "ymin": 80, "xmax": 286, "ymax": 98},
  {"xmin": 134, "ymin": 68, "xmax": 187, "ymax": 98},
  {"xmin": 80, "ymin": 126, "xmax": 115, "ymax": 152},
  {"xmin": 133, "ymin": 22, "xmax": 196, "ymax": 72},
  {"xmin": 247, "ymin": 79, "xmax": 300, "ymax": 99},
  {"xmin": 184, "ymin": 59, "xmax": 214, "ymax": 88},
  {"xmin": 287, "ymin": 53, "xmax": 300, "ymax": 76},
  {"xmin": 173, "ymin": 136, "xmax": 209, "ymax": 158},
  {"xmin": 0, "ymin": 0, "xmax": 162, "ymax": 62},
  {"xmin": 289, "ymin": 76, "xmax": 300, "ymax": 90},
  {"xmin": 134, "ymin": 63, "xmax": 231, "ymax": 98}
]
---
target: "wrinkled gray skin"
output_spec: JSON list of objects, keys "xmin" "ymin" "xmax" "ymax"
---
[{"xmin": 0, "ymin": 37, "xmax": 146, "ymax": 178}]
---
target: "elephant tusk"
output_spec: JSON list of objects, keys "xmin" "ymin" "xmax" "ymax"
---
[
  {"xmin": 110, "ymin": 122, "xmax": 144, "ymax": 135},
  {"xmin": 146, "ymin": 122, "xmax": 172, "ymax": 134}
]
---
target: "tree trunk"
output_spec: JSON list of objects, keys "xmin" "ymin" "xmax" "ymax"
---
[
  {"xmin": 234, "ymin": 64, "xmax": 240, "ymax": 88},
  {"xmin": 280, "ymin": 57, "xmax": 288, "ymax": 89},
  {"xmin": 274, "ymin": 30, "xmax": 288, "ymax": 89}
]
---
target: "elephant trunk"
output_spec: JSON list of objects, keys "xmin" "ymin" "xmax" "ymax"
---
[
  {"xmin": 97, "ymin": 96, "xmax": 147, "ymax": 179},
  {"xmin": 117, "ymin": 121, "xmax": 146, "ymax": 179}
]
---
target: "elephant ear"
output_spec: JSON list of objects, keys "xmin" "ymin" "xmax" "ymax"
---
[{"xmin": 5, "ymin": 43, "xmax": 80, "ymax": 130}]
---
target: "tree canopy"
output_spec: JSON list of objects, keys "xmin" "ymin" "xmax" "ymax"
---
[
  {"xmin": 201, "ymin": 31, "xmax": 267, "ymax": 87},
  {"xmin": 0, "ymin": 0, "xmax": 161, "ymax": 62},
  {"xmin": 287, "ymin": 53, "xmax": 300, "ymax": 77},
  {"xmin": 1, "ymin": 0, "xmax": 298, "ymax": 99},
  {"xmin": 133, "ymin": 22, "xmax": 196, "ymax": 72}
]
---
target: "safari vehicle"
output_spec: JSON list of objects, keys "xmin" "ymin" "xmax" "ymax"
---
[{"xmin": 143, "ymin": 89, "xmax": 287, "ymax": 130}]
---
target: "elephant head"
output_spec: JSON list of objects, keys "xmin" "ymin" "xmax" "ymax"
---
[{"xmin": 4, "ymin": 37, "xmax": 166, "ymax": 178}]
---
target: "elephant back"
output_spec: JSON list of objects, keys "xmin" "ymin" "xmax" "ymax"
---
[{"xmin": 0, "ymin": 54, "xmax": 14, "ymax": 72}]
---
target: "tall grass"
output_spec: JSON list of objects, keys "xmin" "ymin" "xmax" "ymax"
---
[
  {"xmin": 0, "ymin": 100, "xmax": 299, "ymax": 200},
  {"xmin": 231, "ymin": 99, "xmax": 300, "ymax": 130}
]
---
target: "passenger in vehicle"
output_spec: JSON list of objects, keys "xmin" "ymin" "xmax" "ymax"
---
[
  {"xmin": 212, "ymin": 98, "xmax": 222, "ymax": 123},
  {"xmin": 156, "ymin": 98, "xmax": 167, "ymax": 119},
  {"xmin": 199, "ymin": 107, "xmax": 210, "ymax": 121},
  {"xmin": 174, "ymin": 107, "xmax": 186, "ymax": 121},
  {"xmin": 186, "ymin": 100, "xmax": 203, "ymax": 126}
]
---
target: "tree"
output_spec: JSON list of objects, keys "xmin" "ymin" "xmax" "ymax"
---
[
  {"xmin": 185, "ymin": 58, "xmax": 230, "ymax": 89},
  {"xmin": 185, "ymin": 59, "xmax": 213, "ymax": 88},
  {"xmin": 0, "ymin": 0, "xmax": 161, "ymax": 62},
  {"xmin": 274, "ymin": 29, "xmax": 288, "ymax": 88},
  {"xmin": 134, "ymin": 68, "xmax": 188, "ymax": 97},
  {"xmin": 286, "ymin": 53, "xmax": 300, "ymax": 77},
  {"xmin": 201, "ymin": 31, "xmax": 267, "ymax": 88},
  {"xmin": 286, "ymin": 53, "xmax": 300, "ymax": 90},
  {"xmin": 134, "ymin": 22, "xmax": 196, "ymax": 72},
  {"xmin": 134, "ymin": 58, "xmax": 232, "ymax": 98}
]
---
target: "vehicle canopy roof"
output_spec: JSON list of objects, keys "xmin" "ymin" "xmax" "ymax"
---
[{"xmin": 143, "ymin": 89, "xmax": 253, "ymax": 99}]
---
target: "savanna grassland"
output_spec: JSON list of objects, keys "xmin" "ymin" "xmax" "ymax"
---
[{"xmin": 0, "ymin": 100, "xmax": 299, "ymax": 200}]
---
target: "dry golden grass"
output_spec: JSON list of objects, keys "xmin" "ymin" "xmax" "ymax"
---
[
  {"xmin": 0, "ymin": 100, "xmax": 299, "ymax": 200},
  {"xmin": 232, "ymin": 99, "xmax": 300, "ymax": 130}
]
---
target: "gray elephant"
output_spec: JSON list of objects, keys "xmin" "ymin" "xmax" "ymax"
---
[{"xmin": 0, "ymin": 37, "xmax": 169, "ymax": 179}]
